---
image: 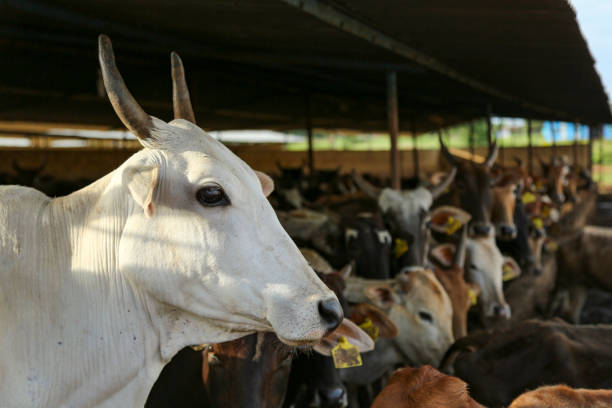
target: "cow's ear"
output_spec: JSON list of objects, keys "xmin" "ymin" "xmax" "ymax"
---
[
  {"xmin": 255, "ymin": 170, "xmax": 274, "ymax": 197},
  {"xmin": 313, "ymin": 318, "xmax": 374, "ymax": 356},
  {"xmin": 124, "ymin": 165, "xmax": 159, "ymax": 217},
  {"xmin": 502, "ymin": 256, "xmax": 521, "ymax": 282},
  {"xmin": 430, "ymin": 244, "xmax": 455, "ymax": 268},
  {"xmin": 364, "ymin": 285, "xmax": 400, "ymax": 309},
  {"xmin": 429, "ymin": 206, "xmax": 471, "ymax": 235},
  {"xmin": 350, "ymin": 303, "xmax": 398, "ymax": 339}
]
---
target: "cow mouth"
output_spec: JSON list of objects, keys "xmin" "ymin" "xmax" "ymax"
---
[{"xmin": 277, "ymin": 337, "xmax": 319, "ymax": 347}]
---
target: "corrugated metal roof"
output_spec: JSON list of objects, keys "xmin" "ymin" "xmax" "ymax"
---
[{"xmin": 0, "ymin": 0, "xmax": 609, "ymax": 132}]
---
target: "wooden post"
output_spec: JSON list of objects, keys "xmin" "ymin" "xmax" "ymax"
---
[
  {"xmin": 412, "ymin": 122, "xmax": 419, "ymax": 180},
  {"xmin": 588, "ymin": 125, "xmax": 595, "ymax": 174},
  {"xmin": 468, "ymin": 121, "xmax": 475, "ymax": 159},
  {"xmin": 486, "ymin": 103, "xmax": 493, "ymax": 152},
  {"xmin": 551, "ymin": 121, "xmax": 557, "ymax": 157},
  {"xmin": 527, "ymin": 119, "xmax": 533, "ymax": 176},
  {"xmin": 306, "ymin": 95, "xmax": 314, "ymax": 174},
  {"xmin": 387, "ymin": 71, "xmax": 400, "ymax": 190},
  {"xmin": 573, "ymin": 122, "xmax": 579, "ymax": 166}
]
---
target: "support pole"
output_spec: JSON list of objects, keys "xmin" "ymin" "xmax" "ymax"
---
[
  {"xmin": 486, "ymin": 103, "xmax": 493, "ymax": 152},
  {"xmin": 468, "ymin": 121, "xmax": 475, "ymax": 159},
  {"xmin": 387, "ymin": 71, "xmax": 400, "ymax": 190},
  {"xmin": 588, "ymin": 125, "xmax": 594, "ymax": 174},
  {"xmin": 573, "ymin": 122, "xmax": 579, "ymax": 166},
  {"xmin": 527, "ymin": 119, "xmax": 533, "ymax": 176},
  {"xmin": 306, "ymin": 95, "xmax": 314, "ymax": 174},
  {"xmin": 412, "ymin": 122, "xmax": 419, "ymax": 180},
  {"xmin": 551, "ymin": 121, "xmax": 557, "ymax": 157}
]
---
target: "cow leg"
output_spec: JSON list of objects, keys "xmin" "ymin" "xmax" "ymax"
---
[{"xmin": 568, "ymin": 285, "xmax": 587, "ymax": 324}]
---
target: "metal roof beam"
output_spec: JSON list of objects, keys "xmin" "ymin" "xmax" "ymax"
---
[{"xmin": 282, "ymin": 0, "xmax": 572, "ymax": 119}]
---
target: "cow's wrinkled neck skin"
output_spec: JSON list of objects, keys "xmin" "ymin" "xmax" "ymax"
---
[{"xmin": 0, "ymin": 150, "xmax": 252, "ymax": 408}]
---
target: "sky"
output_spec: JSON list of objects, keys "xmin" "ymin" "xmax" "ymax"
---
[{"xmin": 571, "ymin": 0, "xmax": 612, "ymax": 101}]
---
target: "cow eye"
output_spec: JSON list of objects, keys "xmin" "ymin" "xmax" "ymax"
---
[
  {"xmin": 196, "ymin": 185, "xmax": 230, "ymax": 207},
  {"xmin": 418, "ymin": 311, "xmax": 433, "ymax": 324}
]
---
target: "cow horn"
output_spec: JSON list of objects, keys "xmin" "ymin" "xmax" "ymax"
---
[
  {"xmin": 98, "ymin": 34, "xmax": 153, "ymax": 141},
  {"xmin": 429, "ymin": 167, "xmax": 456, "ymax": 199},
  {"xmin": 453, "ymin": 225, "xmax": 467, "ymax": 267},
  {"xmin": 351, "ymin": 170, "xmax": 382, "ymax": 199},
  {"xmin": 171, "ymin": 52, "xmax": 196, "ymax": 124},
  {"xmin": 439, "ymin": 133, "xmax": 460, "ymax": 166},
  {"xmin": 484, "ymin": 142, "xmax": 499, "ymax": 168}
]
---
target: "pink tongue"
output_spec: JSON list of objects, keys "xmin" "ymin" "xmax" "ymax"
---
[{"xmin": 313, "ymin": 318, "xmax": 375, "ymax": 356}]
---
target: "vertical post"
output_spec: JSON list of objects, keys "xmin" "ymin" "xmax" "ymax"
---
[
  {"xmin": 306, "ymin": 95, "xmax": 314, "ymax": 174},
  {"xmin": 588, "ymin": 124, "xmax": 594, "ymax": 174},
  {"xmin": 500, "ymin": 119, "xmax": 505, "ymax": 166},
  {"xmin": 573, "ymin": 122, "xmax": 579, "ymax": 166},
  {"xmin": 527, "ymin": 119, "xmax": 533, "ymax": 175},
  {"xmin": 412, "ymin": 122, "xmax": 419, "ymax": 180},
  {"xmin": 486, "ymin": 103, "xmax": 493, "ymax": 152},
  {"xmin": 387, "ymin": 71, "xmax": 400, "ymax": 190},
  {"xmin": 468, "ymin": 121, "xmax": 475, "ymax": 159},
  {"xmin": 551, "ymin": 121, "xmax": 557, "ymax": 157}
]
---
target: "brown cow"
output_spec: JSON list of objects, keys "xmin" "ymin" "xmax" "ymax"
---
[
  {"xmin": 429, "ymin": 225, "xmax": 481, "ymax": 339},
  {"xmin": 439, "ymin": 135, "xmax": 499, "ymax": 237},
  {"xmin": 509, "ymin": 385, "xmax": 612, "ymax": 408},
  {"xmin": 371, "ymin": 365, "xmax": 484, "ymax": 408},
  {"xmin": 553, "ymin": 225, "xmax": 612, "ymax": 323},
  {"xmin": 443, "ymin": 319, "xmax": 612, "ymax": 407}
]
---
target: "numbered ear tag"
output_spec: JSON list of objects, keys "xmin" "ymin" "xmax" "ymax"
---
[
  {"xmin": 502, "ymin": 264, "xmax": 516, "ymax": 282},
  {"xmin": 532, "ymin": 217, "xmax": 543, "ymax": 230},
  {"xmin": 358, "ymin": 318, "xmax": 379, "ymax": 342},
  {"xmin": 331, "ymin": 336, "xmax": 362, "ymax": 369},
  {"xmin": 445, "ymin": 216, "xmax": 462, "ymax": 235},
  {"xmin": 468, "ymin": 289, "xmax": 478, "ymax": 306},
  {"xmin": 522, "ymin": 192, "xmax": 536, "ymax": 204},
  {"xmin": 394, "ymin": 238, "xmax": 409, "ymax": 258}
]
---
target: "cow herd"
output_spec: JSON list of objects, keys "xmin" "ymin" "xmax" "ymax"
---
[{"xmin": 0, "ymin": 35, "xmax": 611, "ymax": 408}]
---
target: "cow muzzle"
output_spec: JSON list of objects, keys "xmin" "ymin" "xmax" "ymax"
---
[
  {"xmin": 470, "ymin": 222, "xmax": 492, "ymax": 237},
  {"xmin": 318, "ymin": 298, "xmax": 344, "ymax": 334},
  {"xmin": 496, "ymin": 224, "xmax": 517, "ymax": 240}
]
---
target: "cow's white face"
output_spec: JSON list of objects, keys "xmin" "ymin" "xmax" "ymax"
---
[
  {"xmin": 378, "ymin": 187, "xmax": 433, "ymax": 266},
  {"xmin": 465, "ymin": 231, "xmax": 511, "ymax": 321},
  {"xmin": 117, "ymin": 119, "xmax": 338, "ymax": 348}
]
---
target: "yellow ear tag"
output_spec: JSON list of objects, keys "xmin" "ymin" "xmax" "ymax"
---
[
  {"xmin": 522, "ymin": 192, "xmax": 536, "ymax": 204},
  {"xmin": 468, "ymin": 288, "xmax": 478, "ymax": 306},
  {"xmin": 542, "ymin": 206, "xmax": 551, "ymax": 218},
  {"xmin": 331, "ymin": 336, "xmax": 362, "ymax": 369},
  {"xmin": 394, "ymin": 238, "xmax": 409, "ymax": 258},
  {"xmin": 445, "ymin": 216, "xmax": 462, "ymax": 235},
  {"xmin": 532, "ymin": 217, "xmax": 543, "ymax": 230},
  {"xmin": 502, "ymin": 264, "xmax": 516, "ymax": 282},
  {"xmin": 358, "ymin": 318, "xmax": 379, "ymax": 342},
  {"xmin": 545, "ymin": 240, "xmax": 558, "ymax": 252}
]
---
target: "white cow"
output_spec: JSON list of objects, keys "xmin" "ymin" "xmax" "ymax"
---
[{"xmin": 0, "ymin": 35, "xmax": 341, "ymax": 407}]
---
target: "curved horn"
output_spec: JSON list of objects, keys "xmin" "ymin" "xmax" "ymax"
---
[
  {"xmin": 351, "ymin": 170, "xmax": 382, "ymax": 199},
  {"xmin": 484, "ymin": 142, "xmax": 499, "ymax": 168},
  {"xmin": 98, "ymin": 34, "xmax": 153, "ymax": 141},
  {"xmin": 171, "ymin": 52, "xmax": 196, "ymax": 123},
  {"xmin": 429, "ymin": 167, "xmax": 456, "ymax": 199},
  {"xmin": 439, "ymin": 133, "xmax": 460, "ymax": 166},
  {"xmin": 453, "ymin": 224, "xmax": 467, "ymax": 267}
]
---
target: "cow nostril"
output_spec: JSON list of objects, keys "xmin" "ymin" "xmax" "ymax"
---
[
  {"xmin": 318, "ymin": 298, "xmax": 343, "ymax": 332},
  {"xmin": 318, "ymin": 386, "xmax": 346, "ymax": 406}
]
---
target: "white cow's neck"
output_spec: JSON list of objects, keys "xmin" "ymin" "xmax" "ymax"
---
[{"xmin": 0, "ymin": 154, "xmax": 247, "ymax": 407}]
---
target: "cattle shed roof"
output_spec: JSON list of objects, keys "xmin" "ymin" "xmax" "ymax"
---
[{"xmin": 1, "ymin": 0, "xmax": 611, "ymax": 133}]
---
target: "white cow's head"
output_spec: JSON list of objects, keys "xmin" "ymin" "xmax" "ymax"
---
[
  {"xmin": 352, "ymin": 169, "xmax": 456, "ymax": 267},
  {"xmin": 98, "ymin": 36, "xmax": 342, "ymax": 354}
]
